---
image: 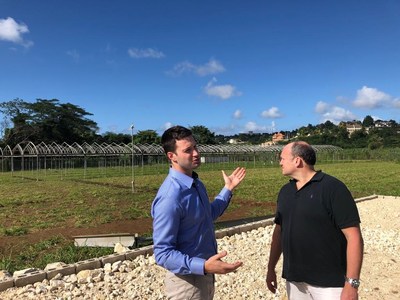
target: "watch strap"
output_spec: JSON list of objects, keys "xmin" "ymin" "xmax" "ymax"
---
[{"xmin": 345, "ymin": 276, "xmax": 360, "ymax": 288}]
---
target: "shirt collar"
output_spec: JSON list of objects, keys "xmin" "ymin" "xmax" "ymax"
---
[
  {"xmin": 169, "ymin": 167, "xmax": 196, "ymax": 189},
  {"xmin": 289, "ymin": 170, "xmax": 324, "ymax": 184},
  {"xmin": 311, "ymin": 170, "xmax": 324, "ymax": 181}
]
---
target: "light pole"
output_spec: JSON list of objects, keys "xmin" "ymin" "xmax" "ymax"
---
[{"xmin": 131, "ymin": 124, "xmax": 135, "ymax": 193}]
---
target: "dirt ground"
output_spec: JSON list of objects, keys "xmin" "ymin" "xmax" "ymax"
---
[{"xmin": 0, "ymin": 199, "xmax": 276, "ymax": 256}]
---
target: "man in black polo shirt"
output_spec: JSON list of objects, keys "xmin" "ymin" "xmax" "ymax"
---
[{"xmin": 266, "ymin": 141, "xmax": 364, "ymax": 300}]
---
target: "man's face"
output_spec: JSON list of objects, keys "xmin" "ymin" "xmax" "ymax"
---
[
  {"xmin": 168, "ymin": 135, "xmax": 201, "ymax": 176},
  {"xmin": 279, "ymin": 144, "xmax": 297, "ymax": 176}
]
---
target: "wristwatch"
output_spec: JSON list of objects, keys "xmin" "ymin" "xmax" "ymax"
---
[{"xmin": 345, "ymin": 277, "xmax": 360, "ymax": 288}]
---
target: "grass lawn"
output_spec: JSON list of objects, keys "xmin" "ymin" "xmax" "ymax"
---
[{"xmin": 0, "ymin": 160, "xmax": 399, "ymax": 272}]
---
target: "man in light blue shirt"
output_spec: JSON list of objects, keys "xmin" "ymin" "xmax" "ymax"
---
[{"xmin": 151, "ymin": 125, "xmax": 246, "ymax": 300}]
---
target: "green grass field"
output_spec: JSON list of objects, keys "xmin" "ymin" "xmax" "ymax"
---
[{"xmin": 0, "ymin": 160, "xmax": 399, "ymax": 272}]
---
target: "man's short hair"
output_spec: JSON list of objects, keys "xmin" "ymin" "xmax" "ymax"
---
[
  {"xmin": 161, "ymin": 125, "xmax": 193, "ymax": 154},
  {"xmin": 291, "ymin": 141, "xmax": 316, "ymax": 166}
]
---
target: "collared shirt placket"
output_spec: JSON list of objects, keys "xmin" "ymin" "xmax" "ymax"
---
[{"xmin": 192, "ymin": 179, "xmax": 218, "ymax": 253}]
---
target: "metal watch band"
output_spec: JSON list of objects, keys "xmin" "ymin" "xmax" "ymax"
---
[{"xmin": 345, "ymin": 276, "xmax": 360, "ymax": 288}]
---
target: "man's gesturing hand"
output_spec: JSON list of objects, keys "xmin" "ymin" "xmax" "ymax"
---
[
  {"xmin": 204, "ymin": 250, "xmax": 243, "ymax": 274},
  {"xmin": 222, "ymin": 167, "xmax": 246, "ymax": 191}
]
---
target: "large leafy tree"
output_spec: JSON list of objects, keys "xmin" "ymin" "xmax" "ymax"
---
[
  {"xmin": 134, "ymin": 130, "xmax": 160, "ymax": 144},
  {"xmin": 0, "ymin": 98, "xmax": 99, "ymax": 146},
  {"xmin": 98, "ymin": 132, "xmax": 131, "ymax": 144},
  {"xmin": 362, "ymin": 115, "xmax": 374, "ymax": 127},
  {"xmin": 190, "ymin": 125, "xmax": 216, "ymax": 144}
]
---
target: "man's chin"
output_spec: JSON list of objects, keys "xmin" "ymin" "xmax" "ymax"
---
[{"xmin": 193, "ymin": 161, "xmax": 201, "ymax": 168}]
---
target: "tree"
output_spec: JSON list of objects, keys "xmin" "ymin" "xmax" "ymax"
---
[
  {"xmin": 190, "ymin": 125, "xmax": 216, "ymax": 144},
  {"xmin": 368, "ymin": 134, "xmax": 384, "ymax": 150},
  {"xmin": 350, "ymin": 129, "xmax": 368, "ymax": 148},
  {"xmin": 98, "ymin": 132, "xmax": 131, "ymax": 144},
  {"xmin": 362, "ymin": 115, "xmax": 374, "ymax": 128},
  {"xmin": 134, "ymin": 130, "xmax": 160, "ymax": 144},
  {"xmin": 0, "ymin": 98, "xmax": 99, "ymax": 146}
]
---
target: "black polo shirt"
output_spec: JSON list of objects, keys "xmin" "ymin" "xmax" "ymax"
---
[{"xmin": 274, "ymin": 171, "xmax": 360, "ymax": 287}]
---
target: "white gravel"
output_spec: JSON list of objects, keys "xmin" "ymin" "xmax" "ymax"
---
[{"xmin": 0, "ymin": 195, "xmax": 399, "ymax": 300}]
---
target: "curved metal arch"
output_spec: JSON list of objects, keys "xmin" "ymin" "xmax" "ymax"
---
[
  {"xmin": 36, "ymin": 141, "xmax": 52, "ymax": 155},
  {"xmin": 119, "ymin": 143, "xmax": 134, "ymax": 154},
  {"xmin": 3, "ymin": 145, "xmax": 12, "ymax": 156},
  {"xmin": 90, "ymin": 142, "xmax": 105, "ymax": 154},
  {"xmin": 102, "ymin": 142, "xmax": 127, "ymax": 154},
  {"xmin": 0, "ymin": 141, "xmax": 343, "ymax": 157},
  {"xmin": 60, "ymin": 142, "xmax": 80, "ymax": 155},
  {"xmin": 131, "ymin": 144, "xmax": 144, "ymax": 154},
  {"xmin": 69, "ymin": 142, "xmax": 85, "ymax": 155},
  {"xmin": 198, "ymin": 144, "xmax": 220, "ymax": 153},
  {"xmin": 80, "ymin": 142, "xmax": 97, "ymax": 154},
  {"xmin": 140, "ymin": 143, "xmax": 164, "ymax": 154},
  {"xmin": 12, "ymin": 144, "xmax": 24, "ymax": 156},
  {"xmin": 49, "ymin": 142, "xmax": 64, "ymax": 154},
  {"xmin": 20, "ymin": 142, "xmax": 38, "ymax": 156},
  {"xmin": 313, "ymin": 145, "xmax": 342, "ymax": 152}
]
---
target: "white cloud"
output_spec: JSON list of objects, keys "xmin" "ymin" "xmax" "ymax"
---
[
  {"xmin": 167, "ymin": 58, "xmax": 225, "ymax": 77},
  {"xmin": 352, "ymin": 86, "xmax": 391, "ymax": 109},
  {"xmin": 321, "ymin": 106, "xmax": 357, "ymax": 124},
  {"xmin": 325, "ymin": 106, "xmax": 357, "ymax": 122},
  {"xmin": 128, "ymin": 48, "xmax": 165, "ymax": 59},
  {"xmin": 204, "ymin": 77, "xmax": 241, "ymax": 100},
  {"xmin": 392, "ymin": 98, "xmax": 400, "ymax": 108},
  {"xmin": 211, "ymin": 124, "xmax": 236, "ymax": 135},
  {"xmin": 314, "ymin": 101, "xmax": 357, "ymax": 124},
  {"xmin": 244, "ymin": 121, "xmax": 268, "ymax": 132},
  {"xmin": 270, "ymin": 121, "xmax": 276, "ymax": 132},
  {"xmin": 233, "ymin": 109, "xmax": 242, "ymax": 119},
  {"xmin": 66, "ymin": 49, "xmax": 80, "ymax": 62},
  {"xmin": 196, "ymin": 59, "xmax": 225, "ymax": 76},
  {"xmin": 213, "ymin": 121, "xmax": 277, "ymax": 135},
  {"xmin": 371, "ymin": 115, "xmax": 382, "ymax": 121},
  {"xmin": 0, "ymin": 17, "xmax": 33, "ymax": 48},
  {"xmin": 167, "ymin": 61, "xmax": 193, "ymax": 76},
  {"xmin": 315, "ymin": 101, "xmax": 330, "ymax": 114},
  {"xmin": 261, "ymin": 107, "xmax": 283, "ymax": 118},
  {"xmin": 163, "ymin": 122, "xmax": 173, "ymax": 130}
]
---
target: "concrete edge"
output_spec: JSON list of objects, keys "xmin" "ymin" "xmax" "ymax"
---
[{"xmin": 0, "ymin": 194, "xmax": 397, "ymax": 292}]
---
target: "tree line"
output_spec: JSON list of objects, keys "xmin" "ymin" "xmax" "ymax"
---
[{"xmin": 1, "ymin": 98, "xmax": 399, "ymax": 149}]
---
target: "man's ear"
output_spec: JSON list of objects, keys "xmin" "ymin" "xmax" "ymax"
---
[
  {"xmin": 295, "ymin": 156, "xmax": 304, "ymax": 167},
  {"xmin": 167, "ymin": 151, "xmax": 176, "ymax": 163}
]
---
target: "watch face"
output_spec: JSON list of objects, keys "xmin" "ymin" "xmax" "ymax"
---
[
  {"xmin": 346, "ymin": 277, "xmax": 360, "ymax": 288},
  {"xmin": 349, "ymin": 279, "xmax": 360, "ymax": 288}
]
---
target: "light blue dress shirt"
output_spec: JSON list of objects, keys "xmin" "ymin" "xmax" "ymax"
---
[{"xmin": 151, "ymin": 168, "xmax": 232, "ymax": 275}]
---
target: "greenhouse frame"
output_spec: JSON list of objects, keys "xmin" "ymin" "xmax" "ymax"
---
[{"xmin": 0, "ymin": 141, "xmax": 342, "ymax": 176}]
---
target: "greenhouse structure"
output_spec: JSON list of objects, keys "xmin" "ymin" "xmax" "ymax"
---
[{"xmin": 0, "ymin": 141, "xmax": 343, "ymax": 180}]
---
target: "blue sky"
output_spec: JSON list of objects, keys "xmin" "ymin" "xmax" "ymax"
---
[{"xmin": 1, "ymin": 1, "xmax": 400, "ymax": 136}]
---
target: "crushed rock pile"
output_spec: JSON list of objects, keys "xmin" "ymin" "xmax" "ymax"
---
[{"xmin": 0, "ymin": 196, "xmax": 399, "ymax": 300}]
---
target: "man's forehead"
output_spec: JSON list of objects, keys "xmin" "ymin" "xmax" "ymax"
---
[
  {"xmin": 280, "ymin": 146, "xmax": 291, "ymax": 156},
  {"xmin": 176, "ymin": 136, "xmax": 196, "ymax": 148}
]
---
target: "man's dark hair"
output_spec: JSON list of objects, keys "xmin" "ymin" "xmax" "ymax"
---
[
  {"xmin": 161, "ymin": 125, "xmax": 193, "ymax": 154},
  {"xmin": 291, "ymin": 141, "xmax": 316, "ymax": 166}
]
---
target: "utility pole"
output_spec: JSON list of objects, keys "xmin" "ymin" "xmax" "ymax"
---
[{"xmin": 131, "ymin": 124, "xmax": 135, "ymax": 193}]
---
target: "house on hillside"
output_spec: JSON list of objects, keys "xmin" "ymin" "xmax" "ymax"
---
[
  {"xmin": 346, "ymin": 122, "xmax": 363, "ymax": 135},
  {"xmin": 272, "ymin": 132, "xmax": 285, "ymax": 143},
  {"xmin": 261, "ymin": 132, "xmax": 285, "ymax": 146},
  {"xmin": 375, "ymin": 120, "xmax": 392, "ymax": 128}
]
